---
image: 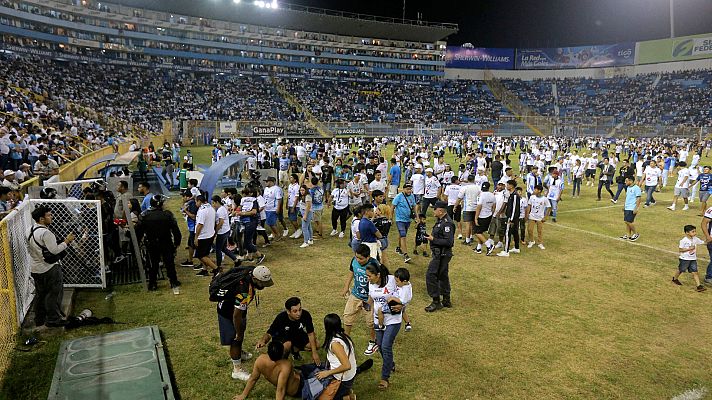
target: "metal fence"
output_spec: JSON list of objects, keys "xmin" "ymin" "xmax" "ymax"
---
[{"xmin": 5, "ymin": 201, "xmax": 34, "ymax": 326}]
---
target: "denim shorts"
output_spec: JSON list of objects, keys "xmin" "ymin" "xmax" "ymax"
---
[
  {"xmin": 288, "ymin": 207, "xmax": 298, "ymax": 222},
  {"xmin": 396, "ymin": 221, "xmax": 410, "ymax": 237},
  {"xmin": 380, "ymin": 237, "xmax": 389, "ymax": 250},
  {"xmin": 350, "ymin": 238, "xmax": 361, "ymax": 252},
  {"xmin": 679, "ymin": 259, "xmax": 698, "ymax": 273},
  {"xmin": 265, "ymin": 211, "xmax": 278, "ymax": 226}
]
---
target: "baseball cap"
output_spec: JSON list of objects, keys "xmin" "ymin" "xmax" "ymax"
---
[
  {"xmin": 425, "ymin": 168, "xmax": 434, "ymax": 173},
  {"xmin": 3, "ymin": 170, "xmax": 14, "ymax": 176},
  {"xmin": 190, "ymin": 187, "xmax": 201, "ymax": 197},
  {"xmin": 253, "ymin": 265, "xmax": 274, "ymax": 287}
]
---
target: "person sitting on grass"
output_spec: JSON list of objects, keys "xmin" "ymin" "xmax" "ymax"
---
[{"xmin": 672, "ymin": 224, "xmax": 706, "ymax": 292}]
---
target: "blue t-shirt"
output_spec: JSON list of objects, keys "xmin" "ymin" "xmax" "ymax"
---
[
  {"xmin": 392, "ymin": 193, "xmax": 415, "ymax": 223},
  {"xmin": 185, "ymin": 199, "xmax": 198, "ymax": 231},
  {"xmin": 141, "ymin": 194, "xmax": 152, "ymax": 212},
  {"xmin": 389, "ymin": 165, "xmax": 401, "ymax": 186},
  {"xmin": 279, "ymin": 157, "xmax": 290, "ymax": 171},
  {"xmin": 358, "ymin": 218, "xmax": 379, "ymax": 243},
  {"xmin": 699, "ymin": 173, "xmax": 712, "ymax": 192},
  {"xmin": 349, "ymin": 257, "xmax": 378, "ymax": 301},
  {"xmin": 310, "ymin": 186, "xmax": 324, "ymax": 211},
  {"xmin": 664, "ymin": 157, "xmax": 674, "ymax": 170},
  {"xmin": 624, "ymin": 185, "xmax": 642, "ymax": 210}
]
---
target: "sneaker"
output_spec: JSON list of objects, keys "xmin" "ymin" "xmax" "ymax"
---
[
  {"xmin": 232, "ymin": 369, "xmax": 251, "ymax": 381},
  {"xmin": 629, "ymin": 234, "xmax": 640, "ymax": 241},
  {"xmin": 338, "ymin": 232, "xmax": 345, "ymax": 238},
  {"xmin": 282, "ymin": 229, "xmax": 289, "ymax": 237},
  {"xmin": 683, "ymin": 205, "xmax": 689, "ymax": 211},
  {"xmin": 241, "ymin": 351, "xmax": 253, "ymax": 361},
  {"xmin": 486, "ymin": 245, "xmax": 495, "ymax": 256},
  {"xmin": 308, "ymin": 240, "xmax": 314, "ymax": 245},
  {"xmin": 552, "ymin": 218, "xmax": 557, "ymax": 223},
  {"xmin": 705, "ymin": 278, "xmax": 712, "ymax": 285},
  {"xmin": 413, "ymin": 249, "xmax": 419, "ymax": 255},
  {"xmin": 509, "ymin": 248, "xmax": 520, "ymax": 254},
  {"xmin": 403, "ymin": 254, "xmax": 411, "ymax": 263},
  {"xmin": 268, "ymin": 234, "xmax": 274, "ymax": 240},
  {"xmin": 457, "ymin": 234, "xmax": 463, "ymax": 240},
  {"xmin": 497, "ymin": 251, "xmax": 510, "ymax": 257},
  {"xmin": 256, "ymin": 254, "xmax": 266, "ymax": 264},
  {"xmin": 610, "ymin": 199, "xmax": 617, "ymax": 204},
  {"xmin": 180, "ymin": 260, "xmax": 194, "ymax": 267},
  {"xmin": 697, "ymin": 285, "xmax": 707, "ymax": 292},
  {"xmin": 261, "ymin": 242, "xmax": 271, "ymax": 248},
  {"xmin": 672, "ymin": 277, "xmax": 682, "ymax": 286},
  {"xmin": 620, "ymin": 235, "xmax": 629, "ymax": 240},
  {"xmin": 474, "ymin": 248, "xmax": 482, "ymax": 254},
  {"xmin": 395, "ymin": 247, "xmax": 403, "ymax": 255},
  {"xmin": 112, "ymin": 255, "xmax": 125, "ymax": 264},
  {"xmin": 442, "ymin": 298, "xmax": 452, "ymax": 308},
  {"xmin": 293, "ymin": 229, "xmax": 303, "ymax": 239},
  {"xmin": 195, "ymin": 269, "xmax": 209, "ymax": 277},
  {"xmin": 300, "ymin": 242, "xmax": 310, "ymax": 248},
  {"xmin": 193, "ymin": 264, "xmax": 203, "ymax": 271},
  {"xmin": 538, "ymin": 244, "xmax": 546, "ymax": 250},
  {"xmin": 330, "ymin": 229, "xmax": 338, "ymax": 236},
  {"xmin": 527, "ymin": 241, "xmax": 535, "ymax": 248},
  {"xmin": 424, "ymin": 301, "xmax": 443, "ymax": 312},
  {"xmin": 667, "ymin": 205, "xmax": 675, "ymax": 211},
  {"xmin": 404, "ymin": 323, "xmax": 412, "ymax": 332},
  {"xmin": 364, "ymin": 341, "xmax": 379, "ymax": 356},
  {"xmin": 172, "ymin": 286, "xmax": 181, "ymax": 295},
  {"xmin": 495, "ymin": 242, "xmax": 503, "ymax": 249}
]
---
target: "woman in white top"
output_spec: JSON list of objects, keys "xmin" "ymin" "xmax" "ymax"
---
[
  {"xmin": 297, "ymin": 185, "xmax": 313, "ymax": 248},
  {"xmin": 366, "ymin": 262, "xmax": 402, "ymax": 391},
  {"xmin": 315, "ymin": 314, "xmax": 358, "ymax": 400}
]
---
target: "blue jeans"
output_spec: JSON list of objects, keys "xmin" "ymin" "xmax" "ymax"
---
[
  {"xmin": 215, "ymin": 231, "xmax": 236, "ymax": 267},
  {"xmin": 549, "ymin": 199, "xmax": 558, "ymax": 218},
  {"xmin": 301, "ymin": 211, "xmax": 313, "ymax": 243},
  {"xmin": 706, "ymin": 243, "xmax": 712, "ymax": 280},
  {"xmin": 645, "ymin": 185, "xmax": 656, "ymax": 206},
  {"xmin": 376, "ymin": 322, "xmax": 401, "ymax": 381},
  {"xmin": 243, "ymin": 219, "xmax": 258, "ymax": 254}
]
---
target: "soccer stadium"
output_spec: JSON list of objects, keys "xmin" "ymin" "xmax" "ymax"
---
[{"xmin": 0, "ymin": 0, "xmax": 712, "ymax": 398}]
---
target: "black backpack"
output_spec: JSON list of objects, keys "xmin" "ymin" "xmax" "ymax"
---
[{"xmin": 208, "ymin": 266, "xmax": 253, "ymax": 302}]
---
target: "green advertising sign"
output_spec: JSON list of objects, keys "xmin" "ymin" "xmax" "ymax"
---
[{"xmin": 638, "ymin": 33, "xmax": 712, "ymax": 64}]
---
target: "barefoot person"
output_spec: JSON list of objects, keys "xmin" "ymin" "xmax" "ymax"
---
[{"xmin": 234, "ymin": 341, "xmax": 303, "ymax": 400}]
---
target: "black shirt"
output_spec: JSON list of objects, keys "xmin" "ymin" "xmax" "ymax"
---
[{"xmin": 267, "ymin": 310, "xmax": 314, "ymax": 340}]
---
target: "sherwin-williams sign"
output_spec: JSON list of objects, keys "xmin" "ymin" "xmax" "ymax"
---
[
  {"xmin": 444, "ymin": 47, "xmax": 515, "ymax": 69},
  {"xmin": 637, "ymin": 34, "xmax": 712, "ymax": 64}
]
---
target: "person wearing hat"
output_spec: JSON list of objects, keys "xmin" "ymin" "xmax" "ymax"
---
[
  {"xmin": 420, "ymin": 167, "xmax": 441, "ymax": 217},
  {"xmin": 423, "ymin": 201, "xmax": 456, "ymax": 312},
  {"xmin": 15, "ymin": 163, "xmax": 31, "ymax": 183},
  {"xmin": 2, "ymin": 169, "xmax": 19, "ymax": 191},
  {"xmin": 136, "ymin": 194, "xmax": 182, "ymax": 293},
  {"xmin": 217, "ymin": 265, "xmax": 274, "ymax": 381}
]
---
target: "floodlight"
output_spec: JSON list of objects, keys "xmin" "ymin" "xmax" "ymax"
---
[
  {"xmin": 254, "ymin": 1, "xmax": 265, "ymax": 7},
  {"xmin": 271, "ymin": 0, "xmax": 278, "ymax": 8},
  {"xmin": 233, "ymin": 0, "xmax": 241, "ymax": 3}
]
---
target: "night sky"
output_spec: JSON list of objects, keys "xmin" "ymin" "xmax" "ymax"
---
[{"xmin": 290, "ymin": 0, "xmax": 712, "ymax": 47}]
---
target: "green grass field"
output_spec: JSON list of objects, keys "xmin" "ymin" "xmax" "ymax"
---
[{"xmin": 3, "ymin": 144, "xmax": 712, "ymax": 400}]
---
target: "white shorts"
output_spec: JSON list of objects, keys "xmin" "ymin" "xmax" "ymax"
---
[{"xmin": 388, "ymin": 185, "xmax": 398, "ymax": 198}]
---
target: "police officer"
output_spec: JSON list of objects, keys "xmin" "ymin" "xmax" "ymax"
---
[
  {"xmin": 424, "ymin": 201, "xmax": 456, "ymax": 312},
  {"xmin": 137, "ymin": 194, "xmax": 182, "ymax": 293}
]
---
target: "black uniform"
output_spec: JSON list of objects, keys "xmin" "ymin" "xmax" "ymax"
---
[
  {"xmin": 137, "ymin": 207, "xmax": 182, "ymax": 287},
  {"xmin": 426, "ymin": 214, "xmax": 455, "ymax": 301}
]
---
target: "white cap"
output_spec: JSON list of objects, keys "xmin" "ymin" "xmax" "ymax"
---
[
  {"xmin": 190, "ymin": 187, "xmax": 201, "ymax": 197},
  {"xmin": 253, "ymin": 265, "xmax": 274, "ymax": 287},
  {"xmin": 415, "ymin": 164, "xmax": 423, "ymax": 170},
  {"xmin": 425, "ymin": 168, "xmax": 434, "ymax": 173},
  {"xmin": 3, "ymin": 170, "xmax": 14, "ymax": 176}
]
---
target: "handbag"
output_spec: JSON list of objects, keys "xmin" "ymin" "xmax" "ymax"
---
[{"xmin": 29, "ymin": 226, "xmax": 67, "ymax": 264}]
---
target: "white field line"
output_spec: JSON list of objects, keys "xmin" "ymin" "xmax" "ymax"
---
[
  {"xmin": 671, "ymin": 387, "xmax": 708, "ymax": 400},
  {"xmin": 550, "ymin": 222, "xmax": 711, "ymax": 262},
  {"xmin": 558, "ymin": 204, "xmax": 619, "ymax": 214}
]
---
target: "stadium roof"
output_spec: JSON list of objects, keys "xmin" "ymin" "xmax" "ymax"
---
[{"xmin": 108, "ymin": 0, "xmax": 458, "ymax": 43}]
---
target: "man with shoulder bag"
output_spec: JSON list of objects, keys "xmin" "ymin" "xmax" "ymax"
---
[{"xmin": 28, "ymin": 205, "xmax": 75, "ymax": 328}]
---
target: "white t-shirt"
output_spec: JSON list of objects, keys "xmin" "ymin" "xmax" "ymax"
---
[
  {"xmin": 262, "ymin": 185, "xmax": 283, "ymax": 212},
  {"xmin": 474, "ymin": 174, "xmax": 488, "ymax": 190},
  {"xmin": 424, "ymin": 176, "xmax": 441, "ymax": 199},
  {"xmin": 411, "ymin": 174, "xmax": 425, "ymax": 195},
  {"xmin": 287, "ymin": 183, "xmax": 300, "ymax": 207},
  {"xmin": 331, "ymin": 187, "xmax": 350, "ymax": 210},
  {"xmin": 493, "ymin": 191, "xmax": 505, "ymax": 216},
  {"xmin": 347, "ymin": 180, "xmax": 363, "ymax": 205},
  {"xmin": 458, "ymin": 184, "xmax": 480, "ymax": 212},
  {"xmin": 369, "ymin": 275, "xmax": 401, "ymax": 325},
  {"xmin": 216, "ymin": 205, "xmax": 231, "ymax": 235},
  {"xmin": 196, "ymin": 203, "xmax": 216, "ymax": 239},
  {"xmin": 445, "ymin": 184, "xmax": 461, "ymax": 206},
  {"xmin": 636, "ymin": 160, "xmax": 644, "ymax": 177},
  {"xmin": 477, "ymin": 191, "xmax": 496, "ymax": 218},
  {"xmin": 519, "ymin": 196, "xmax": 528, "ymax": 219},
  {"xmin": 643, "ymin": 166, "xmax": 662, "ymax": 186},
  {"xmin": 528, "ymin": 196, "xmax": 551, "ymax": 221},
  {"xmin": 547, "ymin": 179, "xmax": 563, "ymax": 200},
  {"xmin": 351, "ymin": 217, "xmax": 361, "ymax": 239},
  {"xmin": 679, "ymin": 236, "xmax": 705, "ymax": 261},
  {"xmin": 257, "ymin": 196, "xmax": 267, "ymax": 220},
  {"xmin": 675, "ymin": 168, "xmax": 690, "ymax": 189},
  {"xmin": 369, "ymin": 179, "xmax": 386, "ymax": 194}
]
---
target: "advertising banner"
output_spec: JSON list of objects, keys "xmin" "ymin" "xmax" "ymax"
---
[
  {"xmin": 219, "ymin": 121, "xmax": 237, "ymax": 134},
  {"xmin": 637, "ymin": 34, "xmax": 712, "ymax": 64},
  {"xmin": 516, "ymin": 43, "xmax": 635, "ymax": 69},
  {"xmin": 444, "ymin": 47, "xmax": 515, "ymax": 70}
]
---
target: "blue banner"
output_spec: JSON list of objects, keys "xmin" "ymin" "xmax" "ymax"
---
[
  {"xmin": 444, "ymin": 47, "xmax": 515, "ymax": 69},
  {"xmin": 516, "ymin": 43, "xmax": 635, "ymax": 69}
]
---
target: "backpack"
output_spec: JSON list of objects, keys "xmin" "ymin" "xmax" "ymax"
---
[{"xmin": 208, "ymin": 266, "xmax": 253, "ymax": 302}]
